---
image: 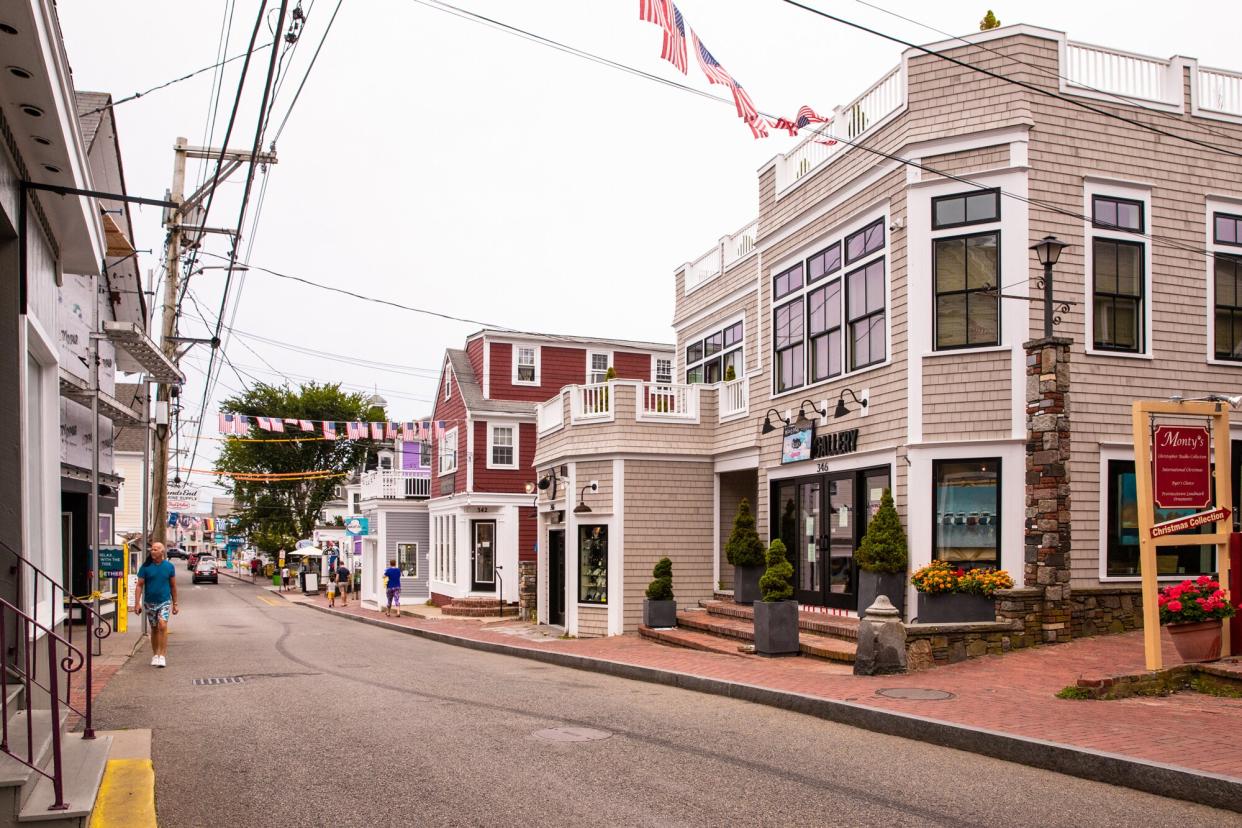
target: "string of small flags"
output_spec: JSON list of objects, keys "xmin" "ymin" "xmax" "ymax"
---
[
  {"xmin": 217, "ymin": 413, "xmax": 462, "ymax": 442},
  {"xmin": 638, "ymin": 1, "xmax": 835, "ymax": 141}
]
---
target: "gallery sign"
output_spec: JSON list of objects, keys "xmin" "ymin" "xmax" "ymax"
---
[
  {"xmin": 1152, "ymin": 425, "xmax": 1212, "ymax": 509},
  {"xmin": 781, "ymin": 422, "xmax": 860, "ymax": 465}
]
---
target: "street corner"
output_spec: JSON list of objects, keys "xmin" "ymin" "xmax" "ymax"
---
[{"xmin": 90, "ymin": 729, "xmax": 156, "ymax": 828}]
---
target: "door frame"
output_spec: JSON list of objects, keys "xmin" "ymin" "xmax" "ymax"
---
[
  {"xmin": 547, "ymin": 528, "xmax": 566, "ymax": 626},
  {"xmin": 470, "ymin": 519, "xmax": 497, "ymax": 592}
]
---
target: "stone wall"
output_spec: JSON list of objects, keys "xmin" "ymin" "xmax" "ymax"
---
[
  {"xmin": 904, "ymin": 620, "xmax": 1026, "ymax": 670},
  {"xmin": 518, "ymin": 560, "xmax": 537, "ymax": 621},
  {"xmin": 1070, "ymin": 585, "xmax": 1144, "ymax": 637}
]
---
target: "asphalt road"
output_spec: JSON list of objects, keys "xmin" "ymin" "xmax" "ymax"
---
[{"xmin": 94, "ymin": 574, "xmax": 1233, "ymax": 827}]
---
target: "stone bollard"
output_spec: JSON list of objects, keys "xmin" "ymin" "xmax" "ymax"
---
[{"xmin": 853, "ymin": 595, "xmax": 908, "ymax": 676}]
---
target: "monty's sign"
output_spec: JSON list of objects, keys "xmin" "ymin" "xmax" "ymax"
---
[{"xmin": 1152, "ymin": 425, "xmax": 1212, "ymax": 509}]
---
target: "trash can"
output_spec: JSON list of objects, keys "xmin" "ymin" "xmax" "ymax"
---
[{"xmin": 302, "ymin": 571, "xmax": 319, "ymax": 595}]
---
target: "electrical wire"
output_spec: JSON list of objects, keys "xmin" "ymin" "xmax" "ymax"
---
[{"xmin": 272, "ymin": 0, "xmax": 343, "ymax": 142}]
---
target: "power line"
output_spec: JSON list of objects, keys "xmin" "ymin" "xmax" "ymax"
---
[
  {"xmin": 273, "ymin": 0, "xmax": 344, "ymax": 142},
  {"xmin": 779, "ymin": 0, "xmax": 1242, "ymax": 160}
]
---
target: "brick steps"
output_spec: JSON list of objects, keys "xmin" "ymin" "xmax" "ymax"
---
[
  {"xmin": 701, "ymin": 599, "xmax": 860, "ymax": 641},
  {"xmin": 674, "ymin": 610, "xmax": 856, "ymax": 663},
  {"xmin": 441, "ymin": 597, "xmax": 518, "ymax": 618},
  {"xmin": 638, "ymin": 625, "xmax": 752, "ymax": 657}
]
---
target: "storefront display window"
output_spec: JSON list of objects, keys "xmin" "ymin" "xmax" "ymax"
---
[
  {"xmin": 932, "ymin": 459, "xmax": 1000, "ymax": 567},
  {"xmin": 1105, "ymin": 460, "xmax": 1214, "ymax": 577},
  {"xmin": 578, "ymin": 524, "xmax": 608, "ymax": 604}
]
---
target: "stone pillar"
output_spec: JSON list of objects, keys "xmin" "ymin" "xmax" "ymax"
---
[
  {"xmin": 1024, "ymin": 337, "xmax": 1073, "ymax": 643},
  {"xmin": 518, "ymin": 560, "xmax": 538, "ymax": 622},
  {"xmin": 854, "ymin": 596, "xmax": 907, "ymax": 675}
]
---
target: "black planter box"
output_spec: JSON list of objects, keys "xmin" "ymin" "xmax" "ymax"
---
[
  {"xmin": 753, "ymin": 600, "xmax": 799, "ymax": 656},
  {"xmin": 733, "ymin": 565, "xmax": 763, "ymax": 605},
  {"xmin": 857, "ymin": 570, "xmax": 906, "ymax": 620},
  {"xmin": 916, "ymin": 592, "xmax": 996, "ymax": 623},
  {"xmin": 643, "ymin": 599, "xmax": 677, "ymax": 628}
]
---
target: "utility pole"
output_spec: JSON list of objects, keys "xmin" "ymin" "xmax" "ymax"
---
[{"xmin": 150, "ymin": 138, "xmax": 277, "ymax": 544}]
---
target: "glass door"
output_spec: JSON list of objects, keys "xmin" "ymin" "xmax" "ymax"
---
[
  {"xmin": 471, "ymin": 520, "xmax": 496, "ymax": 591},
  {"xmin": 826, "ymin": 474, "xmax": 856, "ymax": 608},
  {"xmin": 795, "ymin": 480, "xmax": 822, "ymax": 605},
  {"xmin": 548, "ymin": 529, "xmax": 566, "ymax": 626}
]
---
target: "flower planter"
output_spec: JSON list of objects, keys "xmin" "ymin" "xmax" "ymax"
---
[
  {"xmin": 643, "ymin": 598, "xmax": 677, "ymax": 629},
  {"xmin": 916, "ymin": 592, "xmax": 995, "ymax": 623},
  {"xmin": 753, "ymin": 600, "xmax": 799, "ymax": 656},
  {"xmin": 857, "ymin": 571, "xmax": 906, "ymax": 620},
  {"xmin": 733, "ymin": 565, "xmax": 763, "ymax": 605},
  {"xmin": 1166, "ymin": 620, "xmax": 1223, "ymax": 663}
]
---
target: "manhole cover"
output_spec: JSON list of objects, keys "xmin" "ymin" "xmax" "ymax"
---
[
  {"xmin": 192, "ymin": 676, "xmax": 245, "ymax": 686},
  {"xmin": 875, "ymin": 687, "xmax": 954, "ymax": 701},
  {"xmin": 532, "ymin": 726, "xmax": 612, "ymax": 743}
]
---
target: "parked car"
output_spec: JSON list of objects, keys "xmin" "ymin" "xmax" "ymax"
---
[
  {"xmin": 192, "ymin": 558, "xmax": 219, "ymax": 584},
  {"xmin": 165, "ymin": 547, "xmax": 188, "ymax": 561}
]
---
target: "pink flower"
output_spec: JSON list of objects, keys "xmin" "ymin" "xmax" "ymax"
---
[
  {"xmin": 1158, "ymin": 595, "xmax": 1169, "ymax": 607},
  {"xmin": 1167, "ymin": 600, "xmax": 1183, "ymax": 613},
  {"xmin": 1197, "ymin": 575, "xmax": 1213, "ymax": 586}
]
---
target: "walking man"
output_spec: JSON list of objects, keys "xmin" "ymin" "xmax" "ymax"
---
[
  {"xmin": 383, "ymin": 558, "xmax": 402, "ymax": 617},
  {"xmin": 281, "ymin": 564, "xmax": 291, "ymax": 593},
  {"xmin": 132, "ymin": 541, "xmax": 178, "ymax": 667}
]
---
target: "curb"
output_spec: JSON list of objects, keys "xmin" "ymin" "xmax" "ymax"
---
[
  {"xmin": 286, "ymin": 594, "xmax": 1242, "ymax": 812},
  {"xmin": 89, "ymin": 758, "xmax": 156, "ymax": 828}
]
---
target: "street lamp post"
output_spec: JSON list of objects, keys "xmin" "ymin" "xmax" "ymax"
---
[{"xmin": 1030, "ymin": 235, "xmax": 1069, "ymax": 339}]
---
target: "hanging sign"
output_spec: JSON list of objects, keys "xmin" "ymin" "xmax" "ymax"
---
[
  {"xmin": 344, "ymin": 516, "xmax": 370, "ymax": 537},
  {"xmin": 1150, "ymin": 506, "xmax": 1231, "ymax": 538},
  {"xmin": 781, "ymin": 423, "xmax": 814, "ymax": 465},
  {"xmin": 1152, "ymin": 425, "xmax": 1212, "ymax": 509},
  {"xmin": 98, "ymin": 545, "xmax": 125, "ymax": 579}
]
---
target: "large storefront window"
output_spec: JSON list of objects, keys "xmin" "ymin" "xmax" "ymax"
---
[
  {"xmin": 932, "ymin": 459, "xmax": 1000, "ymax": 567},
  {"xmin": 1105, "ymin": 460, "xmax": 1215, "ymax": 577},
  {"xmin": 578, "ymin": 524, "xmax": 608, "ymax": 604}
]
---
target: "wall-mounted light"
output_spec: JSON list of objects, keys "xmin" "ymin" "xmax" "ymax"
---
[
  {"xmin": 573, "ymin": 481, "xmax": 599, "ymax": 514},
  {"xmin": 760, "ymin": 408, "xmax": 791, "ymax": 434},
  {"xmin": 833, "ymin": 388, "xmax": 869, "ymax": 419},
  {"xmin": 797, "ymin": 399, "xmax": 827, "ymax": 423}
]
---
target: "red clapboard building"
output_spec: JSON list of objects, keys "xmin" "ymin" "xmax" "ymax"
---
[{"xmin": 428, "ymin": 329, "xmax": 672, "ymax": 616}]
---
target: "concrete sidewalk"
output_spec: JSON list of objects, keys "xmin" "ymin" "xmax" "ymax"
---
[{"xmin": 265, "ymin": 584, "xmax": 1242, "ymax": 811}]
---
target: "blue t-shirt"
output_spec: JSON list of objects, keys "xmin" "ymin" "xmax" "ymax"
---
[
  {"xmin": 383, "ymin": 567, "xmax": 402, "ymax": 591},
  {"xmin": 138, "ymin": 560, "xmax": 176, "ymax": 605}
]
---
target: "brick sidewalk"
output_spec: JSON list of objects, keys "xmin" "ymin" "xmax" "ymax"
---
[{"xmin": 270, "ymin": 586, "xmax": 1242, "ymax": 781}]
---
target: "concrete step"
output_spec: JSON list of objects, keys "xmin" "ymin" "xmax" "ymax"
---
[
  {"xmin": 638, "ymin": 625, "xmax": 751, "ymax": 657},
  {"xmin": 17, "ymin": 733, "xmax": 111, "ymax": 827},
  {"xmin": 0, "ymin": 709, "xmax": 70, "ymax": 819},
  {"xmin": 700, "ymin": 599, "xmax": 860, "ymax": 641},
  {"xmin": 441, "ymin": 604, "xmax": 518, "ymax": 618},
  {"xmin": 675, "ymin": 610, "xmax": 856, "ymax": 663}
]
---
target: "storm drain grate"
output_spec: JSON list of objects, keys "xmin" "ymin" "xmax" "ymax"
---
[
  {"xmin": 875, "ymin": 687, "xmax": 954, "ymax": 701},
  {"xmin": 192, "ymin": 676, "xmax": 245, "ymax": 686}
]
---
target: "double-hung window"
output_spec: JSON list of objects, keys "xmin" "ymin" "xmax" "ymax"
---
[
  {"xmin": 774, "ymin": 299, "xmax": 804, "ymax": 393},
  {"xmin": 439, "ymin": 428, "xmax": 457, "ymax": 475},
  {"xmin": 685, "ymin": 321, "xmax": 743, "ymax": 384},
  {"xmin": 654, "ymin": 357, "xmax": 673, "ymax": 385},
  {"xmin": 808, "ymin": 279, "xmax": 842, "ymax": 382},
  {"xmin": 587, "ymin": 351, "xmax": 611, "ymax": 384},
  {"xmin": 489, "ymin": 424, "xmax": 516, "ymax": 468},
  {"xmin": 1091, "ymin": 195, "xmax": 1145, "ymax": 353},
  {"xmin": 932, "ymin": 190, "xmax": 1000, "ymax": 350},
  {"xmin": 1215, "ymin": 212, "xmax": 1242, "ymax": 247},
  {"xmin": 1215, "ymin": 253, "xmax": 1242, "ymax": 361},
  {"xmin": 514, "ymin": 346, "xmax": 538, "ymax": 384}
]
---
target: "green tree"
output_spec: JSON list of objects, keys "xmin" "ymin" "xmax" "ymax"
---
[
  {"xmin": 759, "ymin": 539, "xmax": 794, "ymax": 602},
  {"xmin": 725, "ymin": 498, "xmax": 765, "ymax": 567},
  {"xmin": 979, "ymin": 9, "xmax": 1000, "ymax": 30},
  {"xmin": 856, "ymin": 489, "xmax": 908, "ymax": 574},
  {"xmin": 216, "ymin": 382, "xmax": 381, "ymax": 553},
  {"xmin": 645, "ymin": 557, "xmax": 674, "ymax": 600}
]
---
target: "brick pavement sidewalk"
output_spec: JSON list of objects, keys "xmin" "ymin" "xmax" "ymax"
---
[{"xmin": 271, "ymin": 586, "xmax": 1242, "ymax": 783}]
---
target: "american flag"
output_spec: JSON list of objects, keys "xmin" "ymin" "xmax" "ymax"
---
[
  {"xmin": 345, "ymin": 422, "xmax": 361, "ymax": 440},
  {"xmin": 796, "ymin": 105, "xmax": 828, "ymax": 127},
  {"xmin": 638, "ymin": 0, "xmax": 665, "ymax": 26},
  {"xmin": 745, "ymin": 112, "xmax": 769, "ymax": 139},
  {"xmin": 322, "ymin": 421, "xmax": 338, "ymax": 440},
  {"xmin": 236, "ymin": 415, "xmax": 250, "ymax": 432},
  {"xmin": 691, "ymin": 30, "xmax": 731, "ymax": 87},
  {"xmin": 370, "ymin": 422, "xmax": 384, "ymax": 440},
  {"xmin": 218, "ymin": 413, "xmax": 231, "ymax": 434},
  {"xmin": 300, "ymin": 419, "xmax": 315, "ymax": 432},
  {"xmin": 661, "ymin": 2, "xmax": 687, "ymax": 74},
  {"xmin": 691, "ymin": 28, "xmax": 764, "ymax": 139},
  {"xmin": 403, "ymin": 422, "xmax": 417, "ymax": 442},
  {"xmin": 257, "ymin": 417, "xmax": 272, "ymax": 431},
  {"xmin": 271, "ymin": 418, "xmax": 286, "ymax": 433},
  {"xmin": 388, "ymin": 422, "xmax": 401, "ymax": 440}
]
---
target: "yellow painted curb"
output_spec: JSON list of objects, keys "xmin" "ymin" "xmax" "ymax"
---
[{"xmin": 89, "ymin": 758, "xmax": 156, "ymax": 828}]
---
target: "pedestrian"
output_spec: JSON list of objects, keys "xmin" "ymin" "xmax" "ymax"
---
[
  {"xmin": 327, "ymin": 566, "xmax": 338, "ymax": 607},
  {"xmin": 250, "ymin": 556, "xmax": 259, "ymax": 582},
  {"xmin": 131, "ymin": 540, "xmax": 179, "ymax": 668},
  {"xmin": 383, "ymin": 558, "xmax": 402, "ymax": 617},
  {"xmin": 281, "ymin": 564, "xmax": 291, "ymax": 592},
  {"xmin": 337, "ymin": 561, "xmax": 351, "ymax": 606}
]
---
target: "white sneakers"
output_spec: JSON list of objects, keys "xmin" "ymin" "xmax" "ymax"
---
[
  {"xmin": 150, "ymin": 655, "xmax": 158, "ymax": 667},
  {"xmin": 151, "ymin": 655, "xmax": 166, "ymax": 668}
]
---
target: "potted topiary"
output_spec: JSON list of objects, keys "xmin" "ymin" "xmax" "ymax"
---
[
  {"xmin": 1159, "ymin": 577, "xmax": 1237, "ymax": 662},
  {"xmin": 725, "ymin": 498, "xmax": 765, "ymax": 604},
  {"xmin": 855, "ymin": 489, "xmax": 908, "ymax": 619},
  {"xmin": 912, "ymin": 561, "xmax": 1012, "ymax": 622},
  {"xmin": 643, "ymin": 557, "xmax": 677, "ymax": 628},
  {"xmin": 754, "ymin": 539, "xmax": 799, "ymax": 656}
]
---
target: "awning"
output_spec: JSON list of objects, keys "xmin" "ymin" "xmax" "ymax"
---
[
  {"xmin": 102, "ymin": 321, "xmax": 184, "ymax": 384},
  {"xmin": 102, "ymin": 213, "xmax": 136, "ymax": 257},
  {"xmin": 58, "ymin": 367, "xmax": 144, "ymax": 425}
]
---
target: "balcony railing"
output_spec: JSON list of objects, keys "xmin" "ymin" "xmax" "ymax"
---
[
  {"xmin": 571, "ymin": 383, "xmax": 613, "ymax": 422},
  {"xmin": 1198, "ymin": 66, "xmax": 1242, "ymax": 117},
  {"xmin": 637, "ymin": 383, "xmax": 699, "ymax": 421},
  {"xmin": 1064, "ymin": 41, "xmax": 1175, "ymax": 104},
  {"xmin": 536, "ymin": 396, "xmax": 564, "ymax": 434},
  {"xmin": 683, "ymin": 219, "xmax": 761, "ymax": 295},
  {"xmin": 719, "ymin": 377, "xmax": 749, "ymax": 421},
  {"xmin": 360, "ymin": 468, "xmax": 430, "ymax": 500}
]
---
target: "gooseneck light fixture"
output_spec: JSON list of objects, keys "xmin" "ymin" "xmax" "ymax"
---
[
  {"xmin": 573, "ymin": 481, "xmax": 599, "ymax": 514},
  {"xmin": 760, "ymin": 408, "xmax": 791, "ymax": 435},
  {"xmin": 798, "ymin": 400, "xmax": 827, "ymax": 422},
  {"xmin": 833, "ymin": 388, "xmax": 869, "ymax": 419}
]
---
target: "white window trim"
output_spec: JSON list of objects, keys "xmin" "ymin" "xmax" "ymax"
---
[
  {"xmin": 439, "ymin": 427, "xmax": 458, "ymax": 476},
  {"xmin": 929, "ymin": 192, "xmax": 1003, "ymax": 352},
  {"xmin": 397, "ymin": 542, "xmax": 419, "ymax": 579},
  {"xmin": 652, "ymin": 356, "xmax": 674, "ymax": 385},
  {"xmin": 1083, "ymin": 180, "xmax": 1153, "ymax": 360},
  {"xmin": 586, "ymin": 350, "xmax": 613, "ymax": 384},
  {"xmin": 486, "ymin": 421, "xmax": 520, "ymax": 470},
  {"xmin": 1205, "ymin": 196, "xmax": 1242, "ymax": 366},
  {"xmin": 512, "ymin": 344, "xmax": 541, "ymax": 386},
  {"xmin": 444, "ymin": 369, "xmax": 454, "ymax": 400},
  {"xmin": 768, "ymin": 208, "xmax": 891, "ymax": 400}
]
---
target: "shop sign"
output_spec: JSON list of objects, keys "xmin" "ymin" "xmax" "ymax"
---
[
  {"xmin": 781, "ymin": 423, "xmax": 814, "ymax": 464},
  {"xmin": 1152, "ymin": 425, "xmax": 1212, "ymax": 509},
  {"xmin": 344, "ymin": 516, "xmax": 370, "ymax": 536},
  {"xmin": 1150, "ymin": 506, "xmax": 1231, "ymax": 539},
  {"xmin": 98, "ymin": 545, "xmax": 124, "ymax": 579},
  {"xmin": 812, "ymin": 428, "xmax": 859, "ymax": 460},
  {"xmin": 167, "ymin": 486, "xmax": 199, "ymax": 511}
]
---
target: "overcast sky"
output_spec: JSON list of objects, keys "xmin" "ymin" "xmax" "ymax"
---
[{"xmin": 57, "ymin": 0, "xmax": 1240, "ymax": 500}]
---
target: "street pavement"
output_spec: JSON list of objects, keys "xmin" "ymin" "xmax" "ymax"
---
[{"xmin": 95, "ymin": 575, "xmax": 1235, "ymax": 827}]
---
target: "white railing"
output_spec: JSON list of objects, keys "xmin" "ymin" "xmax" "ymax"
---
[
  {"xmin": 360, "ymin": 468, "xmax": 431, "ymax": 500},
  {"xmin": 1198, "ymin": 67, "xmax": 1242, "ymax": 117},
  {"xmin": 637, "ymin": 383, "xmax": 698, "ymax": 421},
  {"xmin": 723, "ymin": 219, "xmax": 758, "ymax": 269},
  {"xmin": 536, "ymin": 395, "xmax": 564, "ymax": 434},
  {"xmin": 685, "ymin": 246, "xmax": 722, "ymax": 293},
  {"xmin": 775, "ymin": 64, "xmax": 903, "ymax": 194},
  {"xmin": 571, "ymin": 383, "xmax": 612, "ymax": 422},
  {"xmin": 1065, "ymin": 42, "xmax": 1171, "ymax": 103},
  {"xmin": 718, "ymin": 377, "xmax": 748, "ymax": 421},
  {"xmin": 685, "ymin": 219, "xmax": 760, "ymax": 295}
]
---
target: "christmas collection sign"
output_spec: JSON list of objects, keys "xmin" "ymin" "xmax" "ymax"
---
[{"xmin": 1152, "ymin": 425, "xmax": 1212, "ymax": 509}]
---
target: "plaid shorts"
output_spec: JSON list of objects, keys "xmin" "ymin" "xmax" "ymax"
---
[{"xmin": 144, "ymin": 600, "xmax": 172, "ymax": 626}]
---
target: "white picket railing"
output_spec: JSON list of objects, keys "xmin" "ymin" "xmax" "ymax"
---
[
  {"xmin": 718, "ymin": 378, "xmax": 748, "ymax": 421},
  {"xmin": 775, "ymin": 64, "xmax": 903, "ymax": 194},
  {"xmin": 360, "ymin": 468, "xmax": 431, "ymax": 500},
  {"xmin": 571, "ymin": 383, "xmax": 612, "ymax": 422},
  {"xmin": 1198, "ymin": 67, "xmax": 1242, "ymax": 117},
  {"xmin": 723, "ymin": 219, "xmax": 758, "ymax": 269},
  {"xmin": 1065, "ymin": 42, "xmax": 1171, "ymax": 103},
  {"xmin": 685, "ymin": 246, "xmax": 722, "ymax": 293},
  {"xmin": 685, "ymin": 219, "xmax": 760, "ymax": 295},
  {"xmin": 536, "ymin": 395, "xmax": 564, "ymax": 434},
  {"xmin": 637, "ymin": 383, "xmax": 698, "ymax": 421}
]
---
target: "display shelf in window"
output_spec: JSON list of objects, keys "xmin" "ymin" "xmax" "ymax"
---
[{"xmin": 578, "ymin": 525, "xmax": 608, "ymax": 604}]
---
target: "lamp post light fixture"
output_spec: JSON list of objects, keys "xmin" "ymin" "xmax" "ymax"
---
[
  {"xmin": 760, "ymin": 408, "xmax": 792, "ymax": 435},
  {"xmin": 573, "ymin": 481, "xmax": 599, "ymax": 514},
  {"xmin": 833, "ymin": 388, "xmax": 869, "ymax": 419},
  {"xmin": 1030, "ymin": 235, "xmax": 1070, "ymax": 339}
]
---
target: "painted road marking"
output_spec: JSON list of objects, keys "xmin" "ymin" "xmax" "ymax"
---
[
  {"xmin": 90, "ymin": 758, "xmax": 156, "ymax": 828},
  {"xmin": 256, "ymin": 595, "xmax": 285, "ymax": 607}
]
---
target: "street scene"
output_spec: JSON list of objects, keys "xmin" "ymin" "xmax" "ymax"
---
[{"xmin": 2, "ymin": 0, "xmax": 1242, "ymax": 825}]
